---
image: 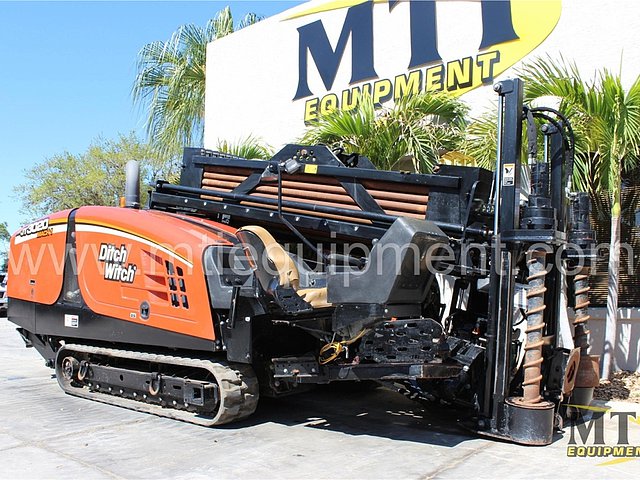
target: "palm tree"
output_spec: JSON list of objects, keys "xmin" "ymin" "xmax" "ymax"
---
[
  {"xmin": 300, "ymin": 92, "xmax": 468, "ymax": 173},
  {"xmin": 520, "ymin": 56, "xmax": 640, "ymax": 379},
  {"xmin": 133, "ymin": 7, "xmax": 262, "ymax": 154}
]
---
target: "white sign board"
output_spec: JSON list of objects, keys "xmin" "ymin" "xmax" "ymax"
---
[{"xmin": 204, "ymin": 0, "xmax": 640, "ymax": 150}]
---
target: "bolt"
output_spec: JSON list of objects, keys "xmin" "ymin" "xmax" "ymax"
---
[
  {"xmin": 143, "ymin": 394, "xmax": 147, "ymax": 399},
  {"xmin": 493, "ymin": 82, "xmax": 503, "ymax": 93},
  {"xmin": 172, "ymin": 400, "xmax": 177, "ymax": 406},
  {"xmin": 119, "ymin": 389, "xmax": 123, "ymax": 394},
  {"xmin": 133, "ymin": 392, "xmax": 137, "ymax": 397}
]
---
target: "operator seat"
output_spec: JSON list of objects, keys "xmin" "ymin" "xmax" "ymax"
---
[
  {"xmin": 326, "ymin": 217, "xmax": 449, "ymax": 336},
  {"xmin": 236, "ymin": 225, "xmax": 331, "ymax": 310}
]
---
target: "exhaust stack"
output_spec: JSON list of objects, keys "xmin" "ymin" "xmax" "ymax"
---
[{"xmin": 124, "ymin": 160, "xmax": 141, "ymax": 208}]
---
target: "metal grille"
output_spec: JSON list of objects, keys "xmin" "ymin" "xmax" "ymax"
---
[{"xmin": 165, "ymin": 260, "xmax": 189, "ymax": 309}]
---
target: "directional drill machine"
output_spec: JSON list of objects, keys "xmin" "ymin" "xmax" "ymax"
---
[{"xmin": 6, "ymin": 79, "xmax": 597, "ymax": 444}]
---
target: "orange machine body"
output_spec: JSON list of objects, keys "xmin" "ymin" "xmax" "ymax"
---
[
  {"xmin": 9, "ymin": 206, "xmax": 237, "ymax": 343},
  {"xmin": 8, "ymin": 209, "xmax": 72, "ymax": 305}
]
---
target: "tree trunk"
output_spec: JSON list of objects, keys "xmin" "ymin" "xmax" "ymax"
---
[{"xmin": 601, "ymin": 199, "xmax": 621, "ymax": 380}]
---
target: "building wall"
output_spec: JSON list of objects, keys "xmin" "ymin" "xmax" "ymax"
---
[
  {"xmin": 463, "ymin": 0, "xmax": 640, "ymax": 115},
  {"xmin": 204, "ymin": 0, "xmax": 640, "ymax": 148}
]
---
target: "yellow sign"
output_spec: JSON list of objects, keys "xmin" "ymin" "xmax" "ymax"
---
[{"xmin": 289, "ymin": 0, "xmax": 562, "ymax": 122}]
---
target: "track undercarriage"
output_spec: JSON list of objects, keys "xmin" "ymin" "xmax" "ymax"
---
[{"xmin": 55, "ymin": 344, "xmax": 259, "ymax": 426}]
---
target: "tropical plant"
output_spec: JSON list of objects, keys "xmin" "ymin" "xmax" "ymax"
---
[
  {"xmin": 133, "ymin": 6, "xmax": 262, "ymax": 154},
  {"xmin": 15, "ymin": 134, "xmax": 181, "ymax": 219},
  {"xmin": 460, "ymin": 111, "xmax": 499, "ymax": 170},
  {"xmin": 520, "ymin": 56, "xmax": 640, "ymax": 379},
  {"xmin": 460, "ymin": 107, "xmax": 551, "ymax": 171},
  {"xmin": 300, "ymin": 92, "xmax": 468, "ymax": 172},
  {"xmin": 216, "ymin": 135, "xmax": 273, "ymax": 159}
]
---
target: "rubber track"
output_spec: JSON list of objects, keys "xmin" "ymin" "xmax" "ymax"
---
[{"xmin": 56, "ymin": 344, "xmax": 259, "ymax": 426}]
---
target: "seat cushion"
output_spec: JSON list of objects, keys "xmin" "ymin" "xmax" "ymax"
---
[
  {"xmin": 238, "ymin": 225, "xmax": 300, "ymax": 289},
  {"xmin": 297, "ymin": 287, "xmax": 331, "ymax": 309}
]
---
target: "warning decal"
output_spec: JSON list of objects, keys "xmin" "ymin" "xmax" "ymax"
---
[{"xmin": 503, "ymin": 164, "xmax": 516, "ymax": 186}]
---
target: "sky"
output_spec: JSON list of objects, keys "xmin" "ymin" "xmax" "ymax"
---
[{"xmin": 0, "ymin": 0, "xmax": 303, "ymax": 235}]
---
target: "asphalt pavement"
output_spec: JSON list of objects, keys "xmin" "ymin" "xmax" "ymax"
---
[{"xmin": 0, "ymin": 319, "xmax": 638, "ymax": 480}]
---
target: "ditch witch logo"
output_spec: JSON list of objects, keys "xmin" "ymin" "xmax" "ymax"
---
[
  {"xmin": 289, "ymin": 0, "xmax": 561, "ymax": 122},
  {"xmin": 98, "ymin": 243, "xmax": 137, "ymax": 284},
  {"xmin": 567, "ymin": 404, "xmax": 640, "ymax": 466}
]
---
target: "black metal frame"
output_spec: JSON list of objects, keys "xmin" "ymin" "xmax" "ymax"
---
[
  {"xmin": 149, "ymin": 145, "xmax": 491, "ymax": 241},
  {"xmin": 484, "ymin": 80, "xmax": 524, "ymax": 435},
  {"xmin": 479, "ymin": 79, "xmax": 590, "ymax": 445}
]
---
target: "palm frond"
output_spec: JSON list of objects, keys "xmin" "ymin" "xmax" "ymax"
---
[
  {"xmin": 519, "ymin": 56, "xmax": 640, "ymax": 198},
  {"xmin": 301, "ymin": 92, "xmax": 466, "ymax": 172},
  {"xmin": 133, "ymin": 6, "xmax": 263, "ymax": 154},
  {"xmin": 237, "ymin": 12, "xmax": 264, "ymax": 30},
  {"xmin": 216, "ymin": 135, "xmax": 273, "ymax": 159},
  {"xmin": 460, "ymin": 111, "xmax": 498, "ymax": 170}
]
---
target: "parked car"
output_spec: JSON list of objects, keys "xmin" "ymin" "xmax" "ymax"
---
[{"xmin": 0, "ymin": 272, "xmax": 7, "ymax": 317}]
